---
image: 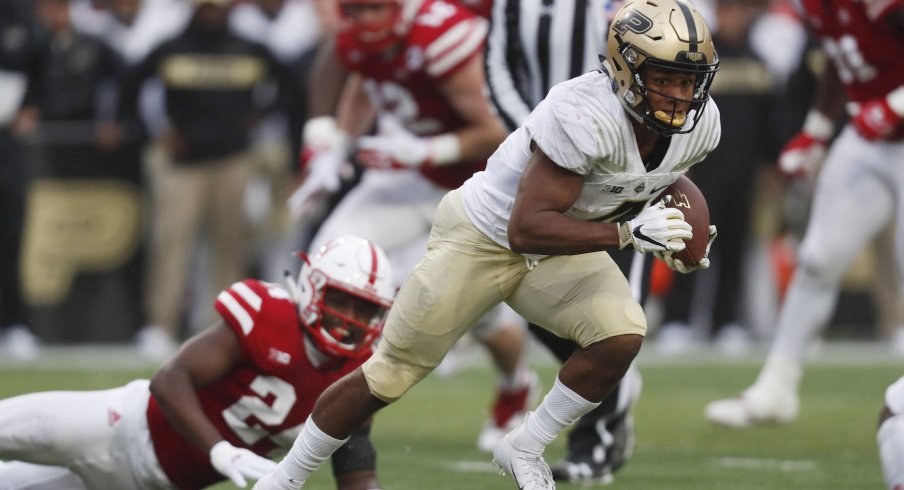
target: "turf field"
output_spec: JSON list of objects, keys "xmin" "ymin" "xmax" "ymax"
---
[{"xmin": 0, "ymin": 344, "xmax": 898, "ymax": 489}]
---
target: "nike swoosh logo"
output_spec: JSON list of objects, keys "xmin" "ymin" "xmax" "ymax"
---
[
  {"xmin": 288, "ymin": 478, "xmax": 303, "ymax": 484},
  {"xmin": 633, "ymin": 225, "xmax": 665, "ymax": 249},
  {"xmin": 650, "ymin": 184, "xmax": 669, "ymax": 195}
]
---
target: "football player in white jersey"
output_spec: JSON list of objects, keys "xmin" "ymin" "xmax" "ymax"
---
[
  {"xmin": 255, "ymin": 0, "xmax": 720, "ymax": 489},
  {"xmin": 0, "ymin": 236, "xmax": 394, "ymax": 490},
  {"xmin": 879, "ymin": 375, "xmax": 904, "ymax": 489},
  {"xmin": 484, "ymin": 0, "xmax": 645, "ymax": 482}
]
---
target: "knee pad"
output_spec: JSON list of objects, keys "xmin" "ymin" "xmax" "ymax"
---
[{"xmin": 331, "ymin": 426, "xmax": 376, "ymax": 476}]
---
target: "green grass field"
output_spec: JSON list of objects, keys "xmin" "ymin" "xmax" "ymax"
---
[{"xmin": 0, "ymin": 346, "xmax": 898, "ymax": 489}]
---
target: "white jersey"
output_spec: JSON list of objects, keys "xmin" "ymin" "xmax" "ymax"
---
[{"xmin": 461, "ymin": 70, "xmax": 721, "ymax": 249}]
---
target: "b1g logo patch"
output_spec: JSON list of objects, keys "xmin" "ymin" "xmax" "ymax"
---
[{"xmin": 613, "ymin": 9, "xmax": 653, "ymax": 35}]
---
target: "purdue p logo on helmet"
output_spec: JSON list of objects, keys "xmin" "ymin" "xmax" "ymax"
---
[{"xmin": 604, "ymin": 0, "xmax": 719, "ymax": 135}]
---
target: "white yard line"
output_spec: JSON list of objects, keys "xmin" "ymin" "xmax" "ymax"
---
[
  {"xmin": 711, "ymin": 457, "xmax": 818, "ymax": 472},
  {"xmin": 441, "ymin": 460, "xmax": 500, "ymax": 474}
]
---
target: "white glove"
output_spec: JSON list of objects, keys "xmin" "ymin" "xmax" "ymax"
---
[
  {"xmin": 210, "ymin": 440, "xmax": 278, "ymax": 488},
  {"xmin": 618, "ymin": 198, "xmax": 692, "ymax": 253},
  {"xmin": 288, "ymin": 116, "xmax": 352, "ymax": 220},
  {"xmin": 288, "ymin": 143, "xmax": 348, "ymax": 220},
  {"xmin": 356, "ymin": 115, "xmax": 460, "ymax": 169},
  {"xmin": 777, "ymin": 111, "xmax": 833, "ymax": 179},
  {"xmin": 252, "ymin": 466, "xmax": 304, "ymax": 490},
  {"xmin": 654, "ymin": 225, "xmax": 717, "ymax": 273}
]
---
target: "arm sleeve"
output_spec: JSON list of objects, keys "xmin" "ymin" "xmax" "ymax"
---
[{"xmin": 485, "ymin": 0, "xmax": 533, "ymax": 131}]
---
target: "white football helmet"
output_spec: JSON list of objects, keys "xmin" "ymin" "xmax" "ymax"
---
[
  {"xmin": 287, "ymin": 236, "xmax": 395, "ymax": 358},
  {"xmin": 604, "ymin": 0, "xmax": 719, "ymax": 135}
]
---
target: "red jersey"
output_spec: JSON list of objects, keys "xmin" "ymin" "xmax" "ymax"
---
[
  {"xmin": 801, "ymin": 0, "xmax": 904, "ymax": 102},
  {"xmin": 337, "ymin": 0, "xmax": 489, "ymax": 189},
  {"xmin": 146, "ymin": 280, "xmax": 366, "ymax": 490}
]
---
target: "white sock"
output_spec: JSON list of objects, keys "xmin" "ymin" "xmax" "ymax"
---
[
  {"xmin": 879, "ymin": 415, "xmax": 904, "ymax": 489},
  {"xmin": 278, "ymin": 416, "xmax": 348, "ymax": 484},
  {"xmin": 515, "ymin": 377, "xmax": 600, "ymax": 454}
]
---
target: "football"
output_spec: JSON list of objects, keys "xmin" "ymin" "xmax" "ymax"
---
[{"xmin": 655, "ymin": 175, "xmax": 710, "ymax": 265}]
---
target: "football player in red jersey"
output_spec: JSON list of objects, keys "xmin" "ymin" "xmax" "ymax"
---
[
  {"xmin": 288, "ymin": 0, "xmax": 541, "ymax": 455},
  {"xmin": 0, "ymin": 236, "xmax": 394, "ymax": 490},
  {"xmin": 706, "ymin": 0, "xmax": 904, "ymax": 429}
]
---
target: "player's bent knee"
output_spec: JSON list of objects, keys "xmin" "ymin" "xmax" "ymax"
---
[
  {"xmin": 574, "ymin": 300, "xmax": 647, "ymax": 348},
  {"xmin": 361, "ymin": 348, "xmax": 432, "ymax": 403},
  {"xmin": 796, "ymin": 242, "xmax": 850, "ymax": 286}
]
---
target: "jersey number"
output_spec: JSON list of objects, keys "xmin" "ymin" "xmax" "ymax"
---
[
  {"xmin": 364, "ymin": 80, "xmax": 443, "ymax": 134},
  {"xmin": 822, "ymin": 35, "xmax": 877, "ymax": 84},
  {"xmin": 222, "ymin": 375, "xmax": 297, "ymax": 445},
  {"xmin": 418, "ymin": 0, "xmax": 456, "ymax": 27}
]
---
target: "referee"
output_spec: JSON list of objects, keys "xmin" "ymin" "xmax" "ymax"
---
[
  {"xmin": 486, "ymin": 0, "xmax": 613, "ymax": 131},
  {"xmin": 484, "ymin": 0, "xmax": 647, "ymax": 485}
]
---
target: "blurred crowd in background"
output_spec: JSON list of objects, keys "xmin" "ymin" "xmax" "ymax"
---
[{"xmin": 0, "ymin": 0, "xmax": 899, "ymax": 361}]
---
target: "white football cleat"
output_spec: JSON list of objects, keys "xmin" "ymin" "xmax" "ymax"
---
[
  {"xmin": 493, "ymin": 425, "xmax": 555, "ymax": 490},
  {"xmin": 2, "ymin": 325, "xmax": 40, "ymax": 360},
  {"xmin": 704, "ymin": 382, "xmax": 799, "ymax": 429}
]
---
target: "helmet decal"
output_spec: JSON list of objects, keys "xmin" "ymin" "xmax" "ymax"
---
[{"xmin": 613, "ymin": 10, "xmax": 653, "ymax": 36}]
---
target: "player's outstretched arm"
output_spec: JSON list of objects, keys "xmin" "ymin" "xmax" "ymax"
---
[{"xmin": 150, "ymin": 321, "xmax": 276, "ymax": 487}]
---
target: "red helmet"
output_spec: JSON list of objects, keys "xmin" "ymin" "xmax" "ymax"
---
[
  {"xmin": 336, "ymin": 0, "xmax": 422, "ymax": 54},
  {"xmin": 287, "ymin": 236, "xmax": 395, "ymax": 359}
]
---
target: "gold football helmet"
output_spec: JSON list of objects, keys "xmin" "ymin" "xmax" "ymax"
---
[{"xmin": 604, "ymin": 0, "xmax": 719, "ymax": 135}]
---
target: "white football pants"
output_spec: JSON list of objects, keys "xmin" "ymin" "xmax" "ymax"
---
[
  {"xmin": 0, "ymin": 380, "xmax": 171, "ymax": 490},
  {"xmin": 769, "ymin": 127, "xmax": 904, "ymax": 368}
]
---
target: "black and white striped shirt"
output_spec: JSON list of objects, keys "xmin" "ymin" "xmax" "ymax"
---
[{"xmin": 485, "ymin": 0, "xmax": 616, "ymax": 131}]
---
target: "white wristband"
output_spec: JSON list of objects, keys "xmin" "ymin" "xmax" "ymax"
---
[
  {"xmin": 887, "ymin": 86, "xmax": 904, "ymax": 117},
  {"xmin": 427, "ymin": 134, "xmax": 461, "ymax": 166},
  {"xmin": 303, "ymin": 116, "xmax": 349, "ymax": 149},
  {"xmin": 802, "ymin": 110, "xmax": 834, "ymax": 140}
]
